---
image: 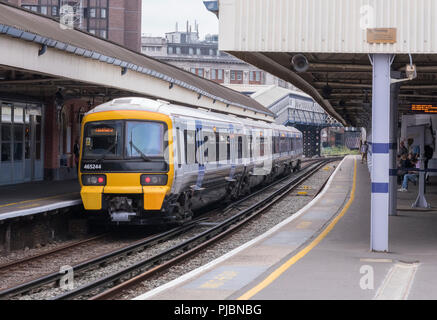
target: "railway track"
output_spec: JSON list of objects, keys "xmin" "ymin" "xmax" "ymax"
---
[
  {"xmin": 0, "ymin": 222, "xmax": 199, "ymax": 299},
  {"xmin": 0, "ymin": 157, "xmax": 340, "ymax": 300}
]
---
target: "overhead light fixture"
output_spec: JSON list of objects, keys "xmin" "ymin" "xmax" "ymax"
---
[{"xmin": 291, "ymin": 54, "xmax": 309, "ymax": 73}]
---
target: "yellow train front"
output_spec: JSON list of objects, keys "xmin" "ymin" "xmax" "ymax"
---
[{"xmin": 79, "ymin": 99, "xmax": 176, "ymax": 225}]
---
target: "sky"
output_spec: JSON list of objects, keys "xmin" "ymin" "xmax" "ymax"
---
[{"xmin": 141, "ymin": 0, "xmax": 219, "ymax": 39}]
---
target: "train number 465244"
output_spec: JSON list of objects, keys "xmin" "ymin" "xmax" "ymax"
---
[{"xmin": 83, "ymin": 164, "xmax": 102, "ymax": 170}]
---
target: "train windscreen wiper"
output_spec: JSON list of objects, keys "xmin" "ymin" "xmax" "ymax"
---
[
  {"xmin": 96, "ymin": 141, "xmax": 117, "ymax": 161},
  {"xmin": 129, "ymin": 140, "xmax": 152, "ymax": 162}
]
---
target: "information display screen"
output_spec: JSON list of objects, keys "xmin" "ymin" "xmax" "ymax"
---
[{"xmin": 411, "ymin": 104, "xmax": 437, "ymax": 113}]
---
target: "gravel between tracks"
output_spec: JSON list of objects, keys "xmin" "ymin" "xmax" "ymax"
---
[{"xmin": 120, "ymin": 161, "xmax": 340, "ymax": 300}]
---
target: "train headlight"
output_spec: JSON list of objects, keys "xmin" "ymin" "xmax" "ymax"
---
[
  {"xmin": 82, "ymin": 174, "xmax": 107, "ymax": 186},
  {"xmin": 140, "ymin": 174, "xmax": 168, "ymax": 186}
]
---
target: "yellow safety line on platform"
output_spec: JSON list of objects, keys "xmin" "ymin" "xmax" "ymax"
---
[
  {"xmin": 238, "ymin": 158, "xmax": 357, "ymax": 300},
  {"xmin": 0, "ymin": 192, "xmax": 79, "ymax": 209}
]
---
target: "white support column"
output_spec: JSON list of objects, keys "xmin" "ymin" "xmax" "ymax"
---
[
  {"xmin": 370, "ymin": 54, "xmax": 393, "ymax": 252},
  {"xmin": 389, "ymin": 81, "xmax": 400, "ymax": 216}
]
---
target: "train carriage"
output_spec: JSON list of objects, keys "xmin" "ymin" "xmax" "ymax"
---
[{"xmin": 79, "ymin": 97, "xmax": 303, "ymax": 225}]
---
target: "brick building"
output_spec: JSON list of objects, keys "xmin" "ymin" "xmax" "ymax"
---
[{"xmin": 3, "ymin": 0, "xmax": 141, "ymax": 52}]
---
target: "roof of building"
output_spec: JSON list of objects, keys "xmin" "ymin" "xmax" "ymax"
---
[
  {"xmin": 251, "ymin": 85, "xmax": 313, "ymax": 108},
  {"xmin": 0, "ymin": 1, "xmax": 273, "ymax": 117}
]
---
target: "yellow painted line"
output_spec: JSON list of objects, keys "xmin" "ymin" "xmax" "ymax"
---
[
  {"xmin": 17, "ymin": 203, "xmax": 41, "ymax": 209},
  {"xmin": 238, "ymin": 158, "xmax": 357, "ymax": 300},
  {"xmin": 0, "ymin": 192, "xmax": 79, "ymax": 209},
  {"xmin": 199, "ymin": 270, "xmax": 238, "ymax": 289}
]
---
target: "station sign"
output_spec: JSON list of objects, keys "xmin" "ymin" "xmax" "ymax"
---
[
  {"xmin": 367, "ymin": 28, "xmax": 397, "ymax": 44},
  {"xmin": 411, "ymin": 104, "xmax": 437, "ymax": 113}
]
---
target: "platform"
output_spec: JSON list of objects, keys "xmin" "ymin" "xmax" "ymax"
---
[
  {"xmin": 134, "ymin": 155, "xmax": 437, "ymax": 300},
  {"xmin": 0, "ymin": 180, "xmax": 81, "ymax": 222}
]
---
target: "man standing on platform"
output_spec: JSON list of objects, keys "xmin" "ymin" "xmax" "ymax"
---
[{"xmin": 361, "ymin": 141, "xmax": 369, "ymax": 164}]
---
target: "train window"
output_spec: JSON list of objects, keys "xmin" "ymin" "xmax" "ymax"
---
[
  {"xmin": 238, "ymin": 136, "xmax": 243, "ymax": 159},
  {"xmin": 83, "ymin": 120, "xmax": 123, "ymax": 159},
  {"xmin": 203, "ymin": 135, "xmax": 209, "ymax": 161},
  {"xmin": 279, "ymin": 136, "xmax": 286, "ymax": 153},
  {"xmin": 126, "ymin": 121, "xmax": 165, "ymax": 158},
  {"xmin": 215, "ymin": 132, "xmax": 219, "ymax": 162},
  {"xmin": 249, "ymin": 135, "xmax": 253, "ymax": 159},
  {"xmin": 184, "ymin": 130, "xmax": 195, "ymax": 164},
  {"xmin": 274, "ymin": 135, "xmax": 280, "ymax": 154},
  {"xmin": 227, "ymin": 136, "xmax": 231, "ymax": 162},
  {"xmin": 194, "ymin": 128, "xmax": 200, "ymax": 164},
  {"xmin": 260, "ymin": 137, "xmax": 265, "ymax": 157},
  {"xmin": 176, "ymin": 127, "xmax": 182, "ymax": 167}
]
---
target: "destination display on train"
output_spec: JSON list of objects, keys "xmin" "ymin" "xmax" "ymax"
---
[
  {"xmin": 411, "ymin": 104, "xmax": 437, "ymax": 113},
  {"xmin": 91, "ymin": 127, "xmax": 116, "ymax": 135}
]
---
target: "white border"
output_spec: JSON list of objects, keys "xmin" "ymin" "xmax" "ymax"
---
[{"xmin": 133, "ymin": 156, "xmax": 350, "ymax": 300}]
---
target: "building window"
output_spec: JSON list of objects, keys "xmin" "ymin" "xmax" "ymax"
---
[
  {"xmin": 40, "ymin": 6, "xmax": 48, "ymax": 15},
  {"xmin": 230, "ymin": 70, "xmax": 243, "ymax": 84},
  {"xmin": 51, "ymin": 5, "xmax": 58, "ymax": 16},
  {"xmin": 211, "ymin": 69, "xmax": 224, "ymax": 83},
  {"xmin": 90, "ymin": 8, "xmax": 96, "ymax": 18},
  {"xmin": 190, "ymin": 68, "xmax": 204, "ymax": 78},
  {"xmin": 249, "ymin": 71, "xmax": 263, "ymax": 84},
  {"xmin": 101, "ymin": 8, "xmax": 107, "ymax": 19},
  {"xmin": 101, "ymin": 30, "xmax": 107, "ymax": 38}
]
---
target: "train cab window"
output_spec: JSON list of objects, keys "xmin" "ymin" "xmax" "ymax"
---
[
  {"xmin": 126, "ymin": 121, "xmax": 165, "ymax": 158},
  {"xmin": 238, "ymin": 136, "xmax": 243, "ymax": 159},
  {"xmin": 83, "ymin": 121, "xmax": 123, "ymax": 159}
]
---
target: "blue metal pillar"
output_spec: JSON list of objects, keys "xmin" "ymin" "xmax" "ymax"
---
[{"xmin": 370, "ymin": 54, "xmax": 393, "ymax": 252}]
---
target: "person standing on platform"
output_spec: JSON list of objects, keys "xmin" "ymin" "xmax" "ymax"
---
[
  {"xmin": 360, "ymin": 141, "xmax": 368, "ymax": 164},
  {"xmin": 73, "ymin": 139, "xmax": 80, "ymax": 169}
]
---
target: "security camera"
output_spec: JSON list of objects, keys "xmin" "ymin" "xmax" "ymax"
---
[
  {"xmin": 405, "ymin": 64, "xmax": 417, "ymax": 80},
  {"xmin": 291, "ymin": 54, "xmax": 309, "ymax": 73}
]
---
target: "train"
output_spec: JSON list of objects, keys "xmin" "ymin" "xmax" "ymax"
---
[{"xmin": 79, "ymin": 97, "xmax": 304, "ymax": 225}]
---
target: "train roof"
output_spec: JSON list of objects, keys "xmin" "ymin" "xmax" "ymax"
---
[{"xmin": 87, "ymin": 97, "xmax": 302, "ymax": 135}]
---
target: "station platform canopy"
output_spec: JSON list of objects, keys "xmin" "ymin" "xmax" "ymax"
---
[
  {"xmin": 0, "ymin": 2, "xmax": 274, "ymax": 122},
  {"xmin": 212, "ymin": 0, "xmax": 437, "ymax": 127}
]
